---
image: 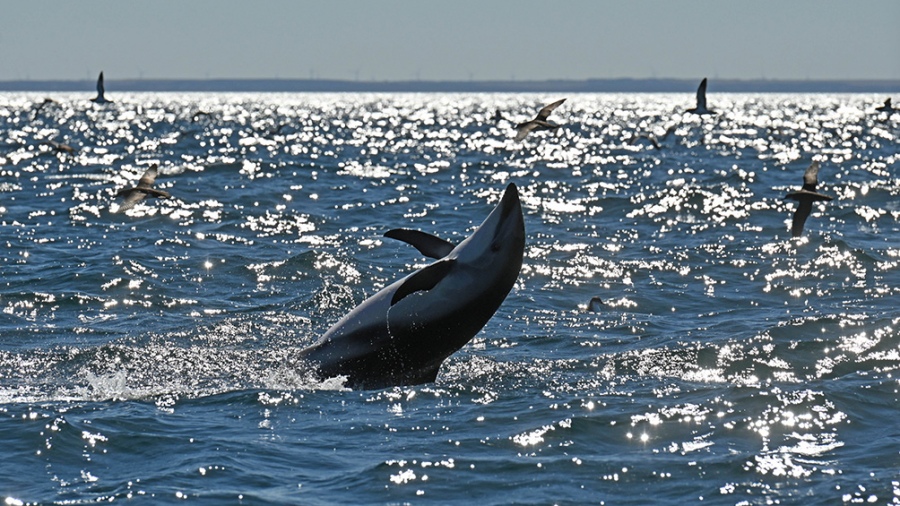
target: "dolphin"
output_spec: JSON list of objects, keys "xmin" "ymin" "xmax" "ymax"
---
[
  {"xmin": 686, "ymin": 78, "xmax": 715, "ymax": 115},
  {"xmin": 784, "ymin": 161, "xmax": 832, "ymax": 237},
  {"xmin": 91, "ymin": 71, "xmax": 112, "ymax": 104},
  {"xmin": 299, "ymin": 183, "xmax": 526, "ymax": 389},
  {"xmin": 515, "ymin": 98, "xmax": 566, "ymax": 141}
]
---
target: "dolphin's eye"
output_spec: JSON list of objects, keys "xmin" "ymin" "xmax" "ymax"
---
[{"xmin": 491, "ymin": 241, "xmax": 501, "ymax": 252}]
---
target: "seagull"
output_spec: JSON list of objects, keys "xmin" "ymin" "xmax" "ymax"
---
[
  {"xmin": 41, "ymin": 140, "xmax": 76, "ymax": 155},
  {"xmin": 514, "ymin": 98, "xmax": 566, "ymax": 141},
  {"xmin": 91, "ymin": 72, "xmax": 112, "ymax": 104},
  {"xmin": 32, "ymin": 98, "xmax": 56, "ymax": 119},
  {"xmin": 875, "ymin": 98, "xmax": 893, "ymax": 113},
  {"xmin": 685, "ymin": 78, "xmax": 715, "ymax": 115},
  {"xmin": 266, "ymin": 123, "xmax": 287, "ymax": 137},
  {"xmin": 784, "ymin": 161, "xmax": 832, "ymax": 238},
  {"xmin": 629, "ymin": 124, "xmax": 678, "ymax": 150},
  {"xmin": 115, "ymin": 164, "xmax": 170, "ymax": 212},
  {"xmin": 192, "ymin": 112, "xmax": 210, "ymax": 123}
]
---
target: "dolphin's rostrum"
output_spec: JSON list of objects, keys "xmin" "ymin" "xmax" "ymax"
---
[{"xmin": 299, "ymin": 183, "xmax": 526, "ymax": 389}]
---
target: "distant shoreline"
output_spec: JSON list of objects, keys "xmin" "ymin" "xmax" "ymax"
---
[{"xmin": 1, "ymin": 78, "xmax": 898, "ymax": 93}]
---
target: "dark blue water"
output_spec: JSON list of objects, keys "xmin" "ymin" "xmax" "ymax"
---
[{"xmin": 1, "ymin": 92, "xmax": 899, "ymax": 505}]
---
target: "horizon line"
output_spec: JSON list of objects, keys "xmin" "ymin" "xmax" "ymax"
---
[{"xmin": 2, "ymin": 77, "xmax": 899, "ymax": 93}]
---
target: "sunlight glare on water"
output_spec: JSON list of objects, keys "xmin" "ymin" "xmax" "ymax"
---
[{"xmin": 0, "ymin": 91, "xmax": 898, "ymax": 504}]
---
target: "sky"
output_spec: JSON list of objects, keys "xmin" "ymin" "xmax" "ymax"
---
[{"xmin": 1, "ymin": 0, "xmax": 898, "ymax": 82}]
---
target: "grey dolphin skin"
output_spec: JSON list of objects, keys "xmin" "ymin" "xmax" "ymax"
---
[
  {"xmin": 299, "ymin": 183, "xmax": 526, "ymax": 390},
  {"xmin": 686, "ymin": 78, "xmax": 715, "ymax": 115},
  {"xmin": 115, "ymin": 164, "xmax": 170, "ymax": 212},
  {"xmin": 515, "ymin": 98, "xmax": 566, "ymax": 141},
  {"xmin": 91, "ymin": 71, "xmax": 111, "ymax": 104},
  {"xmin": 784, "ymin": 161, "xmax": 832, "ymax": 237}
]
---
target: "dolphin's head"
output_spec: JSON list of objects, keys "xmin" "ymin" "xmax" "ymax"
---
[{"xmin": 453, "ymin": 183, "xmax": 525, "ymax": 271}]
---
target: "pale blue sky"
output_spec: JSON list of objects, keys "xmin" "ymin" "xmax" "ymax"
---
[{"xmin": 1, "ymin": 0, "xmax": 898, "ymax": 81}]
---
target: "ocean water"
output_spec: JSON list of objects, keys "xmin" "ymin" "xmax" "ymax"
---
[{"xmin": 1, "ymin": 91, "xmax": 898, "ymax": 505}]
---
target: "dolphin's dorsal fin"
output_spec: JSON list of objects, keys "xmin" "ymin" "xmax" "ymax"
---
[
  {"xmin": 391, "ymin": 259, "xmax": 456, "ymax": 306},
  {"xmin": 384, "ymin": 229, "xmax": 456, "ymax": 259}
]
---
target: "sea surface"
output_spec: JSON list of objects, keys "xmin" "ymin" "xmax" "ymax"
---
[{"xmin": 1, "ymin": 92, "xmax": 898, "ymax": 505}]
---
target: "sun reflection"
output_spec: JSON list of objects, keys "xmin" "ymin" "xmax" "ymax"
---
[{"xmin": 1, "ymin": 91, "xmax": 898, "ymax": 501}]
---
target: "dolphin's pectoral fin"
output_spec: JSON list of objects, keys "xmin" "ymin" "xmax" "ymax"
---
[
  {"xmin": 384, "ymin": 229, "xmax": 456, "ymax": 259},
  {"xmin": 391, "ymin": 259, "xmax": 456, "ymax": 306}
]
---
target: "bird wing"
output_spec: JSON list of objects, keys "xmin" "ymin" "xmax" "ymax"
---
[
  {"xmin": 136, "ymin": 164, "xmax": 159, "ymax": 189},
  {"xmin": 33, "ymin": 99, "xmax": 53, "ymax": 116},
  {"xmin": 790, "ymin": 201, "xmax": 813, "ymax": 238},
  {"xmin": 535, "ymin": 98, "xmax": 566, "ymax": 121},
  {"xmin": 695, "ymin": 78, "xmax": 708, "ymax": 110},
  {"xmin": 660, "ymin": 124, "xmax": 678, "ymax": 140},
  {"xmin": 514, "ymin": 122, "xmax": 538, "ymax": 141},
  {"xmin": 116, "ymin": 191, "xmax": 145, "ymax": 212}
]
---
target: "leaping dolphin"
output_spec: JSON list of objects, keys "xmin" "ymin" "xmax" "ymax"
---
[
  {"xmin": 299, "ymin": 183, "xmax": 526, "ymax": 389},
  {"xmin": 784, "ymin": 161, "xmax": 832, "ymax": 237}
]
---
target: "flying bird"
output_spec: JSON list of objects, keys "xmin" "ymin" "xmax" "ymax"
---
[
  {"xmin": 41, "ymin": 140, "xmax": 76, "ymax": 155},
  {"xmin": 629, "ymin": 123, "xmax": 678, "ymax": 150},
  {"xmin": 784, "ymin": 161, "xmax": 832, "ymax": 238},
  {"xmin": 686, "ymin": 78, "xmax": 715, "ymax": 115},
  {"xmin": 514, "ymin": 98, "xmax": 566, "ymax": 141},
  {"xmin": 115, "ymin": 164, "xmax": 170, "ymax": 212},
  {"xmin": 32, "ymin": 98, "xmax": 56, "ymax": 120},
  {"xmin": 191, "ymin": 110, "xmax": 211, "ymax": 122},
  {"xmin": 875, "ymin": 98, "xmax": 894, "ymax": 113},
  {"xmin": 91, "ymin": 72, "xmax": 111, "ymax": 104}
]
